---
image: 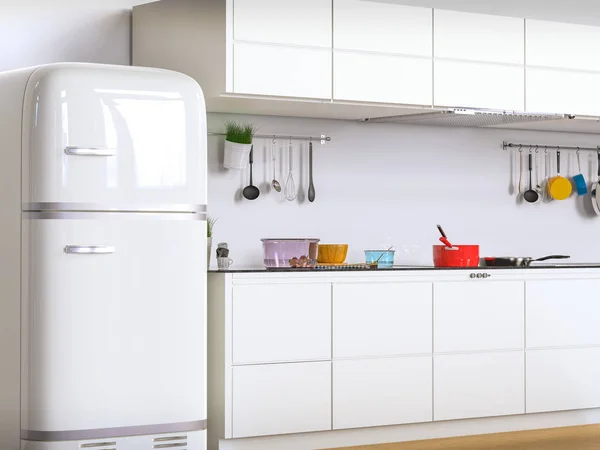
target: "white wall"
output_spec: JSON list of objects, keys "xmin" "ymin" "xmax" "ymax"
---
[
  {"xmin": 208, "ymin": 113, "xmax": 600, "ymax": 267},
  {"xmin": 0, "ymin": 0, "xmax": 148, "ymax": 72}
]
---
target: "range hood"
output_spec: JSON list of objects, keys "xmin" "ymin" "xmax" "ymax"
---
[{"xmin": 362, "ymin": 108, "xmax": 573, "ymax": 128}]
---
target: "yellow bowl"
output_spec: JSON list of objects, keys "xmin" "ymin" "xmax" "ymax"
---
[{"xmin": 317, "ymin": 244, "xmax": 348, "ymax": 264}]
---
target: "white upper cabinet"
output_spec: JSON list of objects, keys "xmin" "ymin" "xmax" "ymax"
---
[
  {"xmin": 233, "ymin": 0, "xmax": 332, "ymax": 47},
  {"xmin": 333, "ymin": 283, "xmax": 432, "ymax": 358},
  {"xmin": 526, "ymin": 68, "xmax": 600, "ymax": 116},
  {"xmin": 526, "ymin": 280, "xmax": 600, "ymax": 348},
  {"xmin": 435, "ymin": 61, "xmax": 525, "ymax": 110},
  {"xmin": 232, "ymin": 283, "xmax": 331, "ymax": 364},
  {"xmin": 434, "ymin": 281, "xmax": 524, "ymax": 353},
  {"xmin": 334, "ymin": 53, "xmax": 432, "ymax": 105},
  {"xmin": 334, "ymin": 1, "xmax": 432, "ymax": 56},
  {"xmin": 234, "ymin": 42, "xmax": 332, "ymax": 99},
  {"xmin": 435, "ymin": 10, "xmax": 525, "ymax": 64},
  {"xmin": 527, "ymin": 20, "xmax": 600, "ymax": 71}
]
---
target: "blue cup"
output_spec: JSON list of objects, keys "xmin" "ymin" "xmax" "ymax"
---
[
  {"xmin": 365, "ymin": 250, "xmax": 395, "ymax": 268},
  {"xmin": 573, "ymin": 174, "xmax": 588, "ymax": 196}
]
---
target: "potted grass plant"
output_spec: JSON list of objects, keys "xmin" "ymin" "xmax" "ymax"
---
[
  {"xmin": 207, "ymin": 216, "xmax": 218, "ymax": 268},
  {"xmin": 223, "ymin": 121, "xmax": 256, "ymax": 169}
]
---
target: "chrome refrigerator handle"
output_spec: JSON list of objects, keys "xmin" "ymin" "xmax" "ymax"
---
[
  {"xmin": 64, "ymin": 246, "xmax": 116, "ymax": 254},
  {"xmin": 64, "ymin": 147, "xmax": 116, "ymax": 156}
]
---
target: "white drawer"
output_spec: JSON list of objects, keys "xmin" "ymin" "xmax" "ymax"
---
[
  {"xmin": 232, "ymin": 283, "xmax": 331, "ymax": 364},
  {"xmin": 333, "ymin": 282, "xmax": 432, "ymax": 358},
  {"xmin": 232, "ymin": 362, "xmax": 331, "ymax": 437}
]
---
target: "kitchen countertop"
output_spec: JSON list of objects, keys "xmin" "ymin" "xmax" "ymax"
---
[{"xmin": 209, "ymin": 264, "xmax": 600, "ymax": 273}]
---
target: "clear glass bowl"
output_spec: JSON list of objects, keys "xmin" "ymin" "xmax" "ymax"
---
[
  {"xmin": 261, "ymin": 238, "xmax": 320, "ymax": 268},
  {"xmin": 365, "ymin": 250, "xmax": 395, "ymax": 268}
]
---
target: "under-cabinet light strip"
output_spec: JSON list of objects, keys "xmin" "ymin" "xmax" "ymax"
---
[
  {"xmin": 503, "ymin": 141, "xmax": 600, "ymax": 152},
  {"xmin": 208, "ymin": 132, "xmax": 331, "ymax": 144}
]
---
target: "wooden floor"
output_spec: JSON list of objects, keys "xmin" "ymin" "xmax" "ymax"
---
[{"xmin": 327, "ymin": 424, "xmax": 600, "ymax": 450}]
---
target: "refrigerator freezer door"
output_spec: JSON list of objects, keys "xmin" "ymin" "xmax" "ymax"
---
[
  {"xmin": 21, "ymin": 63, "xmax": 207, "ymax": 211},
  {"xmin": 21, "ymin": 212, "xmax": 206, "ymax": 436}
]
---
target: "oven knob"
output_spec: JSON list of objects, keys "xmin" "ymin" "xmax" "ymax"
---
[{"xmin": 470, "ymin": 273, "xmax": 476, "ymax": 278}]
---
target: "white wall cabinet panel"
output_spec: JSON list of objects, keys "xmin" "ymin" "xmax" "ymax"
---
[
  {"xmin": 435, "ymin": 10, "xmax": 524, "ymax": 64},
  {"xmin": 234, "ymin": 43, "xmax": 332, "ymax": 99},
  {"xmin": 232, "ymin": 283, "xmax": 330, "ymax": 364},
  {"xmin": 434, "ymin": 352, "xmax": 525, "ymax": 421},
  {"xmin": 526, "ymin": 280, "xmax": 600, "ymax": 348},
  {"xmin": 434, "ymin": 61, "xmax": 524, "ymax": 110},
  {"xmin": 233, "ymin": 0, "xmax": 332, "ymax": 48},
  {"xmin": 527, "ymin": 20, "xmax": 600, "ymax": 71},
  {"xmin": 333, "ymin": 283, "xmax": 432, "ymax": 358},
  {"xmin": 333, "ymin": 357, "xmax": 432, "ymax": 430},
  {"xmin": 232, "ymin": 362, "xmax": 331, "ymax": 437},
  {"xmin": 527, "ymin": 348, "xmax": 600, "ymax": 413},
  {"xmin": 334, "ymin": 52, "xmax": 432, "ymax": 105},
  {"xmin": 334, "ymin": 1, "xmax": 432, "ymax": 56},
  {"xmin": 434, "ymin": 281, "xmax": 524, "ymax": 353},
  {"xmin": 527, "ymin": 68, "xmax": 600, "ymax": 116}
]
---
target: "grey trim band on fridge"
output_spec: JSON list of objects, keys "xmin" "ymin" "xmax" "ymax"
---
[
  {"xmin": 23, "ymin": 203, "xmax": 207, "ymax": 214},
  {"xmin": 21, "ymin": 419, "xmax": 207, "ymax": 442},
  {"xmin": 23, "ymin": 211, "xmax": 207, "ymax": 221}
]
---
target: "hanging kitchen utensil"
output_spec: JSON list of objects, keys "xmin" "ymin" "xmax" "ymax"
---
[
  {"xmin": 284, "ymin": 139, "xmax": 297, "ymax": 201},
  {"xmin": 271, "ymin": 137, "xmax": 281, "ymax": 193},
  {"xmin": 484, "ymin": 255, "xmax": 570, "ymax": 267},
  {"xmin": 535, "ymin": 147, "xmax": 543, "ymax": 199},
  {"xmin": 524, "ymin": 151, "xmax": 539, "ymax": 203},
  {"xmin": 592, "ymin": 150, "xmax": 600, "ymax": 216},
  {"xmin": 307, "ymin": 139, "xmax": 315, "ymax": 202},
  {"xmin": 573, "ymin": 148, "xmax": 588, "ymax": 196},
  {"xmin": 517, "ymin": 147, "xmax": 523, "ymax": 198},
  {"xmin": 548, "ymin": 149, "xmax": 572, "ymax": 200},
  {"xmin": 242, "ymin": 145, "xmax": 260, "ymax": 200},
  {"xmin": 543, "ymin": 147, "xmax": 552, "ymax": 203}
]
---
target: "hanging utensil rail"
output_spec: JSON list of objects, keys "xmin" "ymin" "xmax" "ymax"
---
[
  {"xmin": 209, "ymin": 132, "xmax": 331, "ymax": 144},
  {"xmin": 503, "ymin": 141, "xmax": 600, "ymax": 152}
]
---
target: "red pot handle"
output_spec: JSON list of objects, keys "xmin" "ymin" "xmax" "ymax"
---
[{"xmin": 439, "ymin": 237, "xmax": 454, "ymax": 248}]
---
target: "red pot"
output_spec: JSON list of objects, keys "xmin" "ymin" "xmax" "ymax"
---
[{"xmin": 433, "ymin": 245, "xmax": 480, "ymax": 267}]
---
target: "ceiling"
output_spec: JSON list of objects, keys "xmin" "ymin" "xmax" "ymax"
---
[{"xmin": 374, "ymin": 0, "xmax": 600, "ymax": 26}]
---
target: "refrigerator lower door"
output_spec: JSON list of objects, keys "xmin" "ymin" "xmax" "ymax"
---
[{"xmin": 21, "ymin": 212, "xmax": 206, "ymax": 444}]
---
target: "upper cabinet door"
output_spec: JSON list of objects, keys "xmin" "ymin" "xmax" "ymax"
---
[
  {"xmin": 434, "ymin": 61, "xmax": 525, "ymax": 110},
  {"xmin": 234, "ymin": 43, "xmax": 332, "ymax": 99},
  {"xmin": 334, "ymin": 1, "xmax": 432, "ymax": 56},
  {"xmin": 233, "ymin": 0, "xmax": 332, "ymax": 47},
  {"xmin": 435, "ymin": 10, "xmax": 524, "ymax": 64},
  {"xmin": 527, "ymin": 20, "xmax": 600, "ymax": 71}
]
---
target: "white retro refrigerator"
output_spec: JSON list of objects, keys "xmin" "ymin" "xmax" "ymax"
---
[{"xmin": 0, "ymin": 63, "xmax": 207, "ymax": 450}]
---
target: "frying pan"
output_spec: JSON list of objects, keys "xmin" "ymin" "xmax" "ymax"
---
[
  {"xmin": 592, "ymin": 150, "xmax": 600, "ymax": 216},
  {"xmin": 484, "ymin": 255, "xmax": 570, "ymax": 267},
  {"xmin": 548, "ymin": 150, "xmax": 572, "ymax": 200}
]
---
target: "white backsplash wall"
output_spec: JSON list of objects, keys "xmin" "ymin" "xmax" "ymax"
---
[{"xmin": 207, "ymin": 113, "xmax": 600, "ymax": 267}]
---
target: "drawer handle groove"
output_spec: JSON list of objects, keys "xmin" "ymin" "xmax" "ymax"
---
[
  {"xmin": 64, "ymin": 245, "xmax": 116, "ymax": 254},
  {"xmin": 65, "ymin": 147, "xmax": 116, "ymax": 156}
]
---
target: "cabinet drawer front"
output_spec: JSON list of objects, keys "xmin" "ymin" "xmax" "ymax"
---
[
  {"xmin": 334, "ymin": 52, "xmax": 432, "ymax": 105},
  {"xmin": 434, "ymin": 61, "xmax": 524, "ymax": 110},
  {"xmin": 527, "ymin": 20, "xmax": 600, "ymax": 71},
  {"xmin": 334, "ymin": 1, "xmax": 432, "ymax": 56},
  {"xmin": 232, "ymin": 283, "xmax": 331, "ymax": 364},
  {"xmin": 526, "ymin": 280, "xmax": 600, "ymax": 348},
  {"xmin": 435, "ymin": 10, "xmax": 524, "ymax": 64},
  {"xmin": 21, "ymin": 215, "xmax": 205, "ymax": 431},
  {"xmin": 333, "ymin": 357, "xmax": 432, "ymax": 430},
  {"xmin": 527, "ymin": 68, "xmax": 600, "ymax": 116},
  {"xmin": 333, "ymin": 283, "xmax": 432, "ymax": 358},
  {"xmin": 527, "ymin": 348, "xmax": 600, "ymax": 413},
  {"xmin": 234, "ymin": 43, "xmax": 332, "ymax": 99},
  {"xmin": 232, "ymin": 362, "xmax": 331, "ymax": 437},
  {"xmin": 233, "ymin": 0, "xmax": 331, "ymax": 48},
  {"xmin": 434, "ymin": 352, "xmax": 525, "ymax": 421},
  {"xmin": 434, "ymin": 281, "xmax": 524, "ymax": 353}
]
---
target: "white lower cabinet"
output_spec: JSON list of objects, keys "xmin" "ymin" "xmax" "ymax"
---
[
  {"xmin": 333, "ymin": 357, "xmax": 432, "ymax": 430},
  {"xmin": 527, "ymin": 348, "xmax": 600, "ymax": 413},
  {"xmin": 434, "ymin": 352, "xmax": 525, "ymax": 421},
  {"xmin": 232, "ymin": 362, "xmax": 332, "ymax": 438}
]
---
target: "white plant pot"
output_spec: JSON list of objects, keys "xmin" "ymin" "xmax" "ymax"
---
[
  {"xmin": 223, "ymin": 140, "xmax": 252, "ymax": 170},
  {"xmin": 207, "ymin": 237, "xmax": 213, "ymax": 269}
]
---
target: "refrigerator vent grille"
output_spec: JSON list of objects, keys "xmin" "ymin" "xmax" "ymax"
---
[
  {"xmin": 153, "ymin": 435, "xmax": 188, "ymax": 449},
  {"xmin": 79, "ymin": 442, "xmax": 116, "ymax": 449}
]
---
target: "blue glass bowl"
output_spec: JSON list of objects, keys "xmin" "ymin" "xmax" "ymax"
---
[{"xmin": 365, "ymin": 250, "xmax": 395, "ymax": 268}]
